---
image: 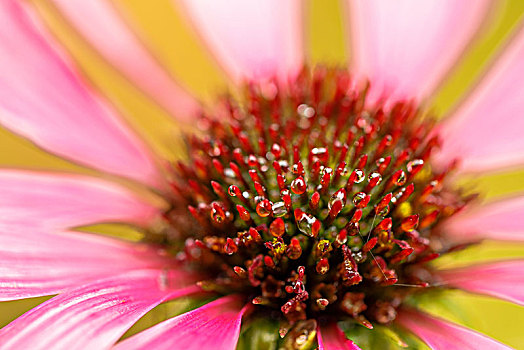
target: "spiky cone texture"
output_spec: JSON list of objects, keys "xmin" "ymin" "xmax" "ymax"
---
[{"xmin": 157, "ymin": 67, "xmax": 470, "ymax": 342}]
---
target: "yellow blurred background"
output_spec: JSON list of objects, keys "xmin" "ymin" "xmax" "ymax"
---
[{"xmin": 1, "ymin": 0, "xmax": 523, "ymax": 348}]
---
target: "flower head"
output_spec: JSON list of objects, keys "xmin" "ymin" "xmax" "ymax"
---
[
  {"xmin": 166, "ymin": 67, "xmax": 465, "ymax": 331},
  {"xmin": 0, "ymin": 0, "xmax": 523, "ymax": 349}
]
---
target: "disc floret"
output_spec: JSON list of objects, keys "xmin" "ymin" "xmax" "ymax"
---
[{"xmin": 160, "ymin": 66, "xmax": 468, "ymax": 338}]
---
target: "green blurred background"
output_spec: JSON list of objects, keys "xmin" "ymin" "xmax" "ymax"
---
[{"xmin": 0, "ymin": 0, "xmax": 523, "ymax": 348}]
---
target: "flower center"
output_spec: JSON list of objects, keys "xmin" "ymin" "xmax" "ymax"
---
[{"xmin": 158, "ymin": 66, "xmax": 468, "ymax": 333}]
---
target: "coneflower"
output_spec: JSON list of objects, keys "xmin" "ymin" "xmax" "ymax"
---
[{"xmin": 0, "ymin": 1, "xmax": 522, "ymax": 349}]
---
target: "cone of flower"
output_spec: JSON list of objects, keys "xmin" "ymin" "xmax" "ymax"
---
[{"xmin": 0, "ymin": 0, "xmax": 523, "ymax": 349}]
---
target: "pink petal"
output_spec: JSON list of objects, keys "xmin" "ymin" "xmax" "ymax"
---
[
  {"xmin": 346, "ymin": 0, "xmax": 490, "ymax": 102},
  {"xmin": 443, "ymin": 195, "xmax": 524, "ymax": 242},
  {"xmin": 175, "ymin": 0, "xmax": 303, "ymax": 83},
  {"xmin": 436, "ymin": 260, "xmax": 524, "ymax": 306},
  {"xmin": 49, "ymin": 0, "xmax": 200, "ymax": 120},
  {"xmin": 396, "ymin": 308, "xmax": 511, "ymax": 350},
  {"xmin": 0, "ymin": 170, "xmax": 161, "ymax": 230},
  {"xmin": 0, "ymin": 0, "xmax": 162, "ymax": 187},
  {"xmin": 114, "ymin": 295, "xmax": 246, "ymax": 350},
  {"xmin": 436, "ymin": 24, "xmax": 524, "ymax": 172},
  {"xmin": 0, "ymin": 230, "xmax": 174, "ymax": 300},
  {"xmin": 318, "ymin": 323, "xmax": 361, "ymax": 350},
  {"xmin": 0, "ymin": 269, "xmax": 200, "ymax": 349}
]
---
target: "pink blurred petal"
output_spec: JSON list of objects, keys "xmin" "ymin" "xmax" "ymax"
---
[
  {"xmin": 0, "ymin": 0, "xmax": 162, "ymax": 187},
  {"xmin": 175, "ymin": 0, "xmax": 303, "ymax": 83},
  {"xmin": 443, "ymin": 195, "xmax": 524, "ymax": 242},
  {"xmin": 114, "ymin": 295, "xmax": 246, "ymax": 350},
  {"xmin": 437, "ymin": 24, "xmax": 524, "ymax": 172},
  {"xmin": 49, "ymin": 0, "xmax": 200, "ymax": 120},
  {"xmin": 0, "ymin": 170, "xmax": 161, "ymax": 230},
  {"xmin": 318, "ymin": 323, "xmax": 361, "ymax": 350},
  {"xmin": 397, "ymin": 308, "xmax": 511, "ymax": 349},
  {"xmin": 0, "ymin": 229, "xmax": 175, "ymax": 300},
  {"xmin": 0, "ymin": 269, "xmax": 200, "ymax": 349},
  {"xmin": 346, "ymin": 0, "xmax": 490, "ymax": 102},
  {"xmin": 436, "ymin": 260, "xmax": 524, "ymax": 306}
]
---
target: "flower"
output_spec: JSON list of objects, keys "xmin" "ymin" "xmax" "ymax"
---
[{"xmin": 0, "ymin": 0, "xmax": 523, "ymax": 349}]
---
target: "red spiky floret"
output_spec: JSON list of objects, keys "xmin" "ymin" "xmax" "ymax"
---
[{"xmin": 159, "ymin": 66, "xmax": 471, "ymax": 335}]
